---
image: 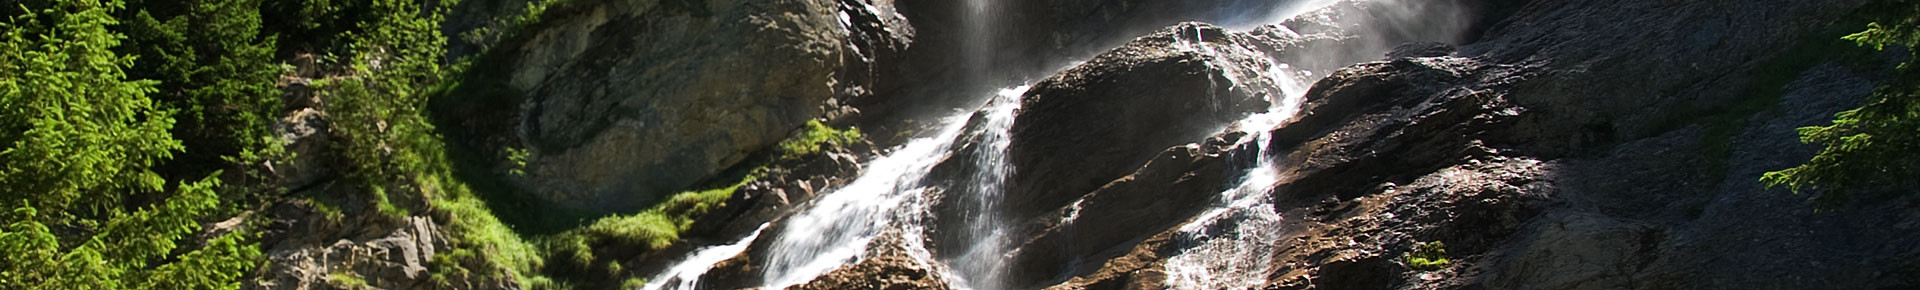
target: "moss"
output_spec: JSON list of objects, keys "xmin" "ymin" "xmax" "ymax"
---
[
  {"xmin": 1403, "ymin": 241, "xmax": 1451, "ymax": 271},
  {"xmin": 778, "ymin": 120, "xmax": 863, "ymax": 160},
  {"xmin": 540, "ymin": 177, "xmax": 748, "ymax": 282},
  {"xmin": 622, "ymin": 277, "xmax": 649, "ymax": 289},
  {"xmin": 327, "ymin": 273, "xmax": 370, "ymax": 289}
]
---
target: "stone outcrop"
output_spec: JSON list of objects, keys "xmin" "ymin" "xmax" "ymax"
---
[
  {"xmin": 249, "ymin": 209, "xmax": 492, "ymax": 290},
  {"xmin": 453, "ymin": 0, "xmax": 912, "ymax": 212},
  {"xmin": 1003, "ymin": 22, "xmax": 1278, "ymax": 220},
  {"xmin": 789, "ymin": 231, "xmax": 953, "ymax": 290}
]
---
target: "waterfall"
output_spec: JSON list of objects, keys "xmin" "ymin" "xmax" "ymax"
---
[
  {"xmin": 755, "ymin": 111, "xmax": 969, "ymax": 288},
  {"xmin": 946, "ymin": 86, "xmax": 1026, "ymax": 290},
  {"xmin": 1163, "ymin": 57, "xmax": 1312, "ymax": 290},
  {"xmin": 637, "ymin": 224, "xmax": 770, "ymax": 290},
  {"xmin": 627, "ymin": 0, "xmax": 1478, "ymax": 288}
]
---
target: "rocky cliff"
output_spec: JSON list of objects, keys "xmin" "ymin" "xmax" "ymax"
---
[
  {"xmin": 990, "ymin": 0, "xmax": 1920, "ymax": 289},
  {"xmin": 248, "ymin": 0, "xmax": 1920, "ymax": 288},
  {"xmin": 439, "ymin": 0, "xmax": 911, "ymax": 212}
]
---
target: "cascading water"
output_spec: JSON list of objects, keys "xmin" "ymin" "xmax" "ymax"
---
[
  {"xmin": 754, "ymin": 87, "xmax": 1024, "ymax": 288},
  {"xmin": 630, "ymin": 0, "xmax": 1475, "ymax": 288},
  {"xmin": 754, "ymin": 111, "xmax": 971, "ymax": 289},
  {"xmin": 1162, "ymin": 0, "xmax": 1471, "ymax": 287},
  {"xmin": 1158, "ymin": 4, "xmax": 1324, "ymax": 288},
  {"xmin": 638, "ymin": 224, "xmax": 770, "ymax": 290},
  {"xmin": 945, "ymin": 86, "xmax": 1026, "ymax": 290},
  {"xmin": 1163, "ymin": 49, "xmax": 1311, "ymax": 290}
]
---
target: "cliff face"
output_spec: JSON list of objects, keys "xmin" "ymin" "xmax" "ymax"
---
[
  {"xmin": 253, "ymin": 0, "xmax": 1920, "ymax": 288},
  {"xmin": 464, "ymin": 0, "xmax": 911, "ymax": 212}
]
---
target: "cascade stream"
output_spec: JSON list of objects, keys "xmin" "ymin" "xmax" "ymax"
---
[{"xmin": 628, "ymin": 0, "xmax": 1470, "ymax": 288}]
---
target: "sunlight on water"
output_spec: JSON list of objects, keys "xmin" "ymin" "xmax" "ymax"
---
[{"xmin": 638, "ymin": 224, "xmax": 769, "ymax": 290}]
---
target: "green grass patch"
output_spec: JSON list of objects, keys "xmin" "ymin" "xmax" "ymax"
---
[
  {"xmin": 1403, "ymin": 241, "xmax": 1451, "ymax": 271},
  {"xmin": 546, "ymin": 177, "xmax": 748, "ymax": 266},
  {"xmin": 778, "ymin": 120, "xmax": 863, "ymax": 160},
  {"xmin": 622, "ymin": 277, "xmax": 649, "ymax": 289},
  {"xmin": 327, "ymin": 273, "xmax": 370, "ymax": 289}
]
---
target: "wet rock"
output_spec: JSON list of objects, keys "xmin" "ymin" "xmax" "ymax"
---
[
  {"xmin": 996, "ymin": 1, "xmax": 1491, "ymax": 287},
  {"xmin": 1007, "ymin": 142, "xmax": 1244, "ymax": 289},
  {"xmin": 1004, "ymin": 22, "xmax": 1278, "ymax": 220},
  {"xmin": 791, "ymin": 231, "xmax": 952, "ymax": 290},
  {"xmin": 1387, "ymin": 42, "xmax": 1458, "ymax": 59},
  {"xmin": 1040, "ymin": 0, "xmax": 1916, "ymax": 289}
]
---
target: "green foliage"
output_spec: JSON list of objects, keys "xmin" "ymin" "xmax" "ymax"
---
[
  {"xmin": 139, "ymin": 230, "xmax": 263, "ymax": 290},
  {"xmin": 1403, "ymin": 241, "xmax": 1451, "ymax": 271},
  {"xmin": 1764, "ymin": 0, "xmax": 1920, "ymax": 209},
  {"xmin": 622, "ymin": 277, "xmax": 649, "ymax": 289},
  {"xmin": 0, "ymin": 1, "xmax": 261, "ymax": 288},
  {"xmin": 544, "ymin": 178, "xmax": 748, "ymax": 281},
  {"xmin": 506, "ymin": 146, "xmax": 532, "ymax": 176},
  {"xmin": 1, "ymin": 0, "xmax": 177, "ymax": 224},
  {"xmin": 306, "ymin": 0, "xmax": 556, "ymax": 286},
  {"xmin": 120, "ymin": 0, "xmax": 287, "ymax": 187},
  {"xmin": 778, "ymin": 120, "xmax": 863, "ymax": 160},
  {"xmin": 327, "ymin": 273, "xmax": 370, "ymax": 289}
]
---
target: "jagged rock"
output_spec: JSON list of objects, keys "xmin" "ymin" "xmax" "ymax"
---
[
  {"xmin": 1034, "ymin": 0, "xmax": 1920, "ymax": 289},
  {"xmin": 272, "ymin": 108, "xmax": 334, "ymax": 191},
  {"xmin": 1003, "ymin": 22, "xmax": 1279, "ymax": 220},
  {"xmin": 249, "ymin": 216, "xmax": 473, "ymax": 290},
  {"xmin": 456, "ymin": 0, "xmax": 912, "ymax": 212},
  {"xmin": 1387, "ymin": 42, "xmax": 1458, "ymax": 59},
  {"xmin": 855, "ymin": 0, "xmax": 1297, "ymax": 130},
  {"xmin": 790, "ymin": 231, "xmax": 952, "ymax": 290},
  {"xmin": 1007, "ymin": 140, "xmax": 1247, "ymax": 289},
  {"xmin": 993, "ymin": 1, "xmax": 1489, "ymax": 286}
]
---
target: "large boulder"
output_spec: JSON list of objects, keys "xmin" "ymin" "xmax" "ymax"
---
[
  {"xmin": 463, "ymin": 0, "xmax": 911, "ymax": 211},
  {"xmin": 1003, "ymin": 22, "xmax": 1278, "ymax": 219}
]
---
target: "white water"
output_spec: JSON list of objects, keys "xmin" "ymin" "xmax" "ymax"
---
[
  {"xmin": 1163, "ymin": 20, "xmax": 1318, "ymax": 289},
  {"xmin": 1162, "ymin": 0, "xmax": 1475, "ymax": 287},
  {"xmin": 756, "ymin": 89, "xmax": 1024, "ymax": 289},
  {"xmin": 638, "ymin": 224, "xmax": 770, "ymax": 290},
  {"xmin": 946, "ymin": 86, "xmax": 1026, "ymax": 290},
  {"xmin": 756, "ymin": 115, "xmax": 966, "ymax": 288},
  {"xmin": 629, "ymin": 0, "xmax": 1480, "ymax": 288}
]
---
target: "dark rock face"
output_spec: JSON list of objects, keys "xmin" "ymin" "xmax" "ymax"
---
[
  {"xmin": 987, "ymin": 1, "xmax": 1489, "ymax": 287},
  {"xmin": 1006, "ymin": 138, "xmax": 1250, "ymax": 289},
  {"xmin": 478, "ymin": 0, "xmax": 910, "ymax": 212},
  {"xmin": 1028, "ymin": 0, "xmax": 1920, "ymax": 289},
  {"xmin": 1004, "ymin": 22, "xmax": 1276, "ymax": 220}
]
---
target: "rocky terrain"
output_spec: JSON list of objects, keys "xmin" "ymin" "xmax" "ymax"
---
[{"xmin": 236, "ymin": 0, "xmax": 1920, "ymax": 288}]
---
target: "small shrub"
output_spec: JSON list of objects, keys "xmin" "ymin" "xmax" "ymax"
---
[{"xmin": 505, "ymin": 147, "xmax": 532, "ymax": 176}]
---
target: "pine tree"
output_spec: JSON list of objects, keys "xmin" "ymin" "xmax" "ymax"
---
[
  {"xmin": 1764, "ymin": 0, "xmax": 1920, "ymax": 209},
  {"xmin": 121, "ymin": 0, "xmax": 286, "ymax": 184},
  {"xmin": 0, "ymin": 0, "xmax": 258, "ymax": 288}
]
